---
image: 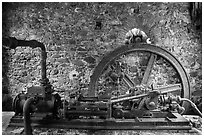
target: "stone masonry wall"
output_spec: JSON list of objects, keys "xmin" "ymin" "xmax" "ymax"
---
[{"xmin": 2, "ymin": 2, "xmax": 202, "ymax": 110}]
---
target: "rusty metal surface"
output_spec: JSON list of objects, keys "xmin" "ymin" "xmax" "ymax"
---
[
  {"xmin": 9, "ymin": 112, "xmax": 192, "ymax": 130},
  {"xmin": 88, "ymin": 43, "xmax": 191, "ymax": 113},
  {"xmin": 2, "ymin": 37, "xmax": 48, "ymax": 85},
  {"xmin": 6, "ymin": 38, "xmax": 194, "ymax": 134}
]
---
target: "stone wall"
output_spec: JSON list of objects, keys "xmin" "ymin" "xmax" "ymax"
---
[{"xmin": 2, "ymin": 2, "xmax": 202, "ymax": 110}]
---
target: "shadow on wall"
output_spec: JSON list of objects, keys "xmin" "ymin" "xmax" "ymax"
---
[
  {"xmin": 188, "ymin": 2, "xmax": 202, "ymax": 34},
  {"xmin": 2, "ymin": 3, "xmax": 13, "ymax": 111}
]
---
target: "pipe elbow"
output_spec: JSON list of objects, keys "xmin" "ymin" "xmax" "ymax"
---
[{"xmin": 23, "ymin": 98, "xmax": 35, "ymax": 135}]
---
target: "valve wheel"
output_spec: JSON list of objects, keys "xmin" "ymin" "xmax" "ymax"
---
[{"xmin": 88, "ymin": 43, "xmax": 190, "ymax": 113}]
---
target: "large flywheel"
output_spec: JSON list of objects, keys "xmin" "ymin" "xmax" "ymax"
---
[{"xmin": 88, "ymin": 43, "xmax": 191, "ymax": 113}]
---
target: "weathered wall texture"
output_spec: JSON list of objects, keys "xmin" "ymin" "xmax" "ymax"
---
[{"xmin": 2, "ymin": 3, "xmax": 202, "ymax": 108}]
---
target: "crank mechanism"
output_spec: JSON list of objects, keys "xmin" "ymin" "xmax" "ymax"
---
[{"xmin": 3, "ymin": 37, "xmax": 201, "ymax": 134}]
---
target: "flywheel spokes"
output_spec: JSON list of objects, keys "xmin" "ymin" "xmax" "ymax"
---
[{"xmin": 89, "ymin": 43, "xmax": 190, "ymax": 113}]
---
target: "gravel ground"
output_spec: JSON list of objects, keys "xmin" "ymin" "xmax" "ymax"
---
[{"xmin": 3, "ymin": 127, "xmax": 202, "ymax": 135}]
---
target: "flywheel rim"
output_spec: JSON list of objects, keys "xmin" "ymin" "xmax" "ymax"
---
[{"xmin": 88, "ymin": 43, "xmax": 190, "ymax": 113}]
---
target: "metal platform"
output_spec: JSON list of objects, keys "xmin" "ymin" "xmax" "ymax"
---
[{"xmin": 9, "ymin": 112, "xmax": 192, "ymax": 130}]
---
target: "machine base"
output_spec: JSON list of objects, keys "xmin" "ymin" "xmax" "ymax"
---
[{"xmin": 9, "ymin": 112, "xmax": 192, "ymax": 130}]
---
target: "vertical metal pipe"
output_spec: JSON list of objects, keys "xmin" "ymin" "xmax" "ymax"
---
[
  {"xmin": 23, "ymin": 97, "xmax": 34, "ymax": 135},
  {"xmin": 3, "ymin": 37, "xmax": 50, "ymax": 96},
  {"xmin": 41, "ymin": 49, "xmax": 47, "ymax": 82},
  {"xmin": 3, "ymin": 37, "xmax": 47, "ymax": 83}
]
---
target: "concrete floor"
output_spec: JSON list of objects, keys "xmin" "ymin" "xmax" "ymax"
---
[{"xmin": 2, "ymin": 112, "xmax": 15, "ymax": 134}]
